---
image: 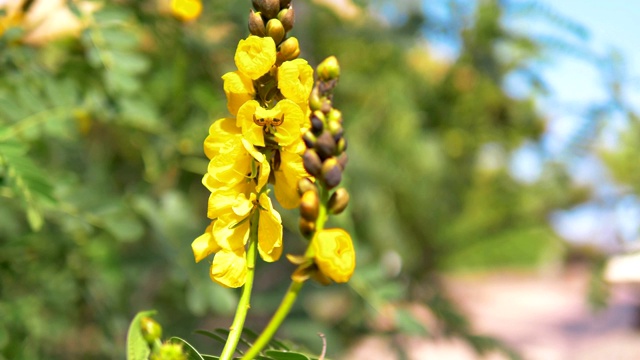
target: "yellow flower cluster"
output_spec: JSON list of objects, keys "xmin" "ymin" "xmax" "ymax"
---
[{"xmin": 192, "ymin": 35, "xmax": 313, "ymax": 288}]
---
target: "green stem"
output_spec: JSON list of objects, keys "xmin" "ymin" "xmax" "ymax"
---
[
  {"xmin": 241, "ymin": 184, "xmax": 331, "ymax": 359},
  {"xmin": 220, "ymin": 211, "xmax": 260, "ymax": 360}
]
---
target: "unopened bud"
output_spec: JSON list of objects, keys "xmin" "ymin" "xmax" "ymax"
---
[
  {"xmin": 328, "ymin": 188, "xmax": 350, "ymax": 214},
  {"xmin": 266, "ymin": 19, "xmax": 285, "ymax": 44},
  {"xmin": 321, "ymin": 157, "xmax": 342, "ymax": 189},
  {"xmin": 337, "ymin": 137, "xmax": 348, "ymax": 153},
  {"xmin": 327, "ymin": 108, "xmax": 342, "ymax": 124},
  {"xmin": 310, "ymin": 113, "xmax": 324, "ymax": 134},
  {"xmin": 248, "ymin": 10, "xmax": 266, "ymax": 36},
  {"xmin": 309, "ymin": 88, "xmax": 322, "ymax": 111},
  {"xmin": 280, "ymin": 0, "xmax": 292, "ymax": 8},
  {"xmin": 327, "ymin": 119, "xmax": 343, "ymax": 139},
  {"xmin": 140, "ymin": 317, "xmax": 162, "ymax": 344},
  {"xmin": 253, "ymin": 0, "xmax": 280, "ymax": 19},
  {"xmin": 297, "ymin": 178, "xmax": 316, "ymax": 196},
  {"xmin": 315, "ymin": 131, "xmax": 336, "ymax": 160},
  {"xmin": 299, "ymin": 217, "xmax": 315, "ymax": 237},
  {"xmin": 277, "ymin": 7, "xmax": 295, "ymax": 32},
  {"xmin": 317, "ymin": 56, "xmax": 340, "ymax": 81},
  {"xmin": 303, "ymin": 149, "xmax": 322, "ymax": 176},
  {"xmin": 302, "ymin": 130, "xmax": 316, "ymax": 149},
  {"xmin": 300, "ymin": 190, "xmax": 320, "ymax": 221},
  {"xmin": 337, "ymin": 152, "xmax": 348, "ymax": 170},
  {"xmin": 278, "ymin": 36, "xmax": 300, "ymax": 61}
]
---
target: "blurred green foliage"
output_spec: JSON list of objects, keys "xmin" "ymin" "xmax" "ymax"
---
[{"xmin": 0, "ymin": 0, "xmax": 633, "ymax": 359}]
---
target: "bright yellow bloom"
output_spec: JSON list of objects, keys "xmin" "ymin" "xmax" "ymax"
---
[
  {"xmin": 313, "ymin": 228, "xmax": 356, "ymax": 283},
  {"xmin": 273, "ymin": 145, "xmax": 309, "ymax": 209},
  {"xmin": 278, "ymin": 58, "xmax": 314, "ymax": 108},
  {"xmin": 235, "ymin": 36, "xmax": 277, "ymax": 80},
  {"xmin": 194, "ymin": 192, "xmax": 283, "ymax": 287},
  {"xmin": 236, "ymin": 99, "xmax": 305, "ymax": 147},
  {"xmin": 222, "ymin": 71, "xmax": 255, "ymax": 116},
  {"xmin": 170, "ymin": 0, "xmax": 202, "ymax": 22},
  {"xmin": 203, "ymin": 118, "xmax": 241, "ymax": 160},
  {"xmin": 203, "ymin": 137, "xmax": 270, "ymax": 194}
]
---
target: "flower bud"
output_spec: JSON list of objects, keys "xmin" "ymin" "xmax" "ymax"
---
[
  {"xmin": 317, "ymin": 56, "xmax": 340, "ymax": 81},
  {"xmin": 299, "ymin": 217, "xmax": 316, "ymax": 237},
  {"xmin": 327, "ymin": 119, "xmax": 343, "ymax": 140},
  {"xmin": 315, "ymin": 131, "xmax": 336, "ymax": 160},
  {"xmin": 280, "ymin": 0, "xmax": 292, "ymax": 8},
  {"xmin": 300, "ymin": 190, "xmax": 320, "ymax": 221},
  {"xmin": 151, "ymin": 343, "xmax": 187, "ymax": 360},
  {"xmin": 327, "ymin": 108, "xmax": 342, "ymax": 124},
  {"xmin": 302, "ymin": 131, "xmax": 316, "ymax": 149},
  {"xmin": 328, "ymin": 188, "xmax": 350, "ymax": 214},
  {"xmin": 309, "ymin": 88, "xmax": 323, "ymax": 111},
  {"xmin": 297, "ymin": 178, "xmax": 317, "ymax": 196},
  {"xmin": 303, "ymin": 149, "xmax": 322, "ymax": 176},
  {"xmin": 321, "ymin": 157, "xmax": 342, "ymax": 189},
  {"xmin": 277, "ymin": 7, "xmax": 295, "ymax": 32},
  {"xmin": 337, "ymin": 137, "xmax": 348, "ymax": 153},
  {"xmin": 141, "ymin": 317, "xmax": 162, "ymax": 344},
  {"xmin": 278, "ymin": 36, "xmax": 300, "ymax": 61},
  {"xmin": 337, "ymin": 152, "xmax": 348, "ymax": 170},
  {"xmin": 266, "ymin": 19, "xmax": 285, "ymax": 45},
  {"xmin": 253, "ymin": 0, "xmax": 280, "ymax": 19},
  {"xmin": 310, "ymin": 113, "xmax": 324, "ymax": 134},
  {"xmin": 248, "ymin": 10, "xmax": 266, "ymax": 36}
]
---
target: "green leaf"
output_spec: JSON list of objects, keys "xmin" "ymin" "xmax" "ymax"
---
[
  {"xmin": 126, "ymin": 310, "xmax": 157, "ymax": 360},
  {"xmin": 169, "ymin": 337, "xmax": 205, "ymax": 360},
  {"xmin": 264, "ymin": 350, "xmax": 311, "ymax": 360},
  {"xmin": 395, "ymin": 308, "xmax": 429, "ymax": 336},
  {"xmin": 194, "ymin": 329, "xmax": 228, "ymax": 346}
]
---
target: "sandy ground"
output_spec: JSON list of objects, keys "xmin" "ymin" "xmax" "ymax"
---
[{"xmin": 343, "ymin": 267, "xmax": 640, "ymax": 360}]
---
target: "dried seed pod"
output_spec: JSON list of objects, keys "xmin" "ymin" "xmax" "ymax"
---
[
  {"xmin": 248, "ymin": 10, "xmax": 266, "ymax": 36},
  {"xmin": 300, "ymin": 190, "xmax": 320, "ymax": 221},
  {"xmin": 321, "ymin": 157, "xmax": 342, "ymax": 189},
  {"xmin": 303, "ymin": 149, "xmax": 322, "ymax": 176},
  {"xmin": 315, "ymin": 131, "xmax": 336, "ymax": 160},
  {"xmin": 328, "ymin": 188, "xmax": 350, "ymax": 214}
]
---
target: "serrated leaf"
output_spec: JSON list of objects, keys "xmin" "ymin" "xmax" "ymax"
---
[
  {"xmin": 126, "ymin": 310, "xmax": 157, "ymax": 360},
  {"xmin": 169, "ymin": 337, "xmax": 205, "ymax": 360},
  {"xmin": 264, "ymin": 350, "xmax": 311, "ymax": 360}
]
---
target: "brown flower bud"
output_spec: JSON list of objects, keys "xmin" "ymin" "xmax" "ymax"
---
[
  {"xmin": 310, "ymin": 113, "xmax": 324, "ymax": 134},
  {"xmin": 280, "ymin": 0, "xmax": 292, "ymax": 8},
  {"xmin": 297, "ymin": 178, "xmax": 316, "ymax": 196},
  {"xmin": 266, "ymin": 19, "xmax": 285, "ymax": 44},
  {"xmin": 317, "ymin": 56, "xmax": 340, "ymax": 81},
  {"xmin": 248, "ymin": 10, "xmax": 266, "ymax": 36},
  {"xmin": 277, "ymin": 7, "xmax": 295, "ymax": 32},
  {"xmin": 321, "ymin": 157, "xmax": 342, "ymax": 189},
  {"xmin": 327, "ymin": 119, "xmax": 343, "ymax": 139},
  {"xmin": 253, "ymin": 0, "xmax": 280, "ymax": 19},
  {"xmin": 337, "ymin": 152, "xmax": 348, "ymax": 170},
  {"xmin": 302, "ymin": 130, "xmax": 316, "ymax": 149},
  {"xmin": 328, "ymin": 188, "xmax": 350, "ymax": 214},
  {"xmin": 299, "ymin": 217, "xmax": 316, "ymax": 237},
  {"xmin": 315, "ymin": 131, "xmax": 336, "ymax": 160},
  {"xmin": 303, "ymin": 149, "xmax": 322, "ymax": 176},
  {"xmin": 300, "ymin": 190, "xmax": 320, "ymax": 221},
  {"xmin": 278, "ymin": 36, "xmax": 300, "ymax": 61}
]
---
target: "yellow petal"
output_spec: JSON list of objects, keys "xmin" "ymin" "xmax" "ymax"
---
[
  {"xmin": 204, "ymin": 118, "xmax": 241, "ymax": 159},
  {"xmin": 313, "ymin": 228, "xmax": 356, "ymax": 283},
  {"xmin": 237, "ymin": 100, "xmax": 265, "ymax": 146},
  {"xmin": 242, "ymin": 139, "xmax": 270, "ymax": 192},
  {"xmin": 234, "ymin": 36, "xmax": 276, "ymax": 80},
  {"xmin": 274, "ymin": 150, "xmax": 308, "ymax": 209},
  {"xmin": 212, "ymin": 214, "xmax": 251, "ymax": 251},
  {"xmin": 257, "ymin": 193, "xmax": 283, "ymax": 262},
  {"xmin": 272, "ymin": 100, "xmax": 304, "ymax": 147},
  {"xmin": 191, "ymin": 222, "xmax": 220, "ymax": 262},
  {"xmin": 222, "ymin": 71, "xmax": 255, "ymax": 116},
  {"xmin": 170, "ymin": 0, "xmax": 202, "ymax": 21},
  {"xmin": 210, "ymin": 248, "xmax": 247, "ymax": 288},
  {"xmin": 278, "ymin": 58, "xmax": 314, "ymax": 106}
]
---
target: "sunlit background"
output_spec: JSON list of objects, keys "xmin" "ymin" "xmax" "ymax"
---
[{"xmin": 0, "ymin": 0, "xmax": 639, "ymax": 359}]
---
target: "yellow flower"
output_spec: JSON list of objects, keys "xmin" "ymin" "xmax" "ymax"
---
[
  {"xmin": 170, "ymin": 0, "xmax": 202, "ymax": 22},
  {"xmin": 234, "ymin": 36, "xmax": 276, "ymax": 80},
  {"xmin": 203, "ymin": 137, "xmax": 270, "ymax": 194},
  {"xmin": 278, "ymin": 58, "xmax": 314, "ymax": 108},
  {"xmin": 222, "ymin": 71, "xmax": 255, "ymax": 116},
  {"xmin": 273, "ymin": 145, "xmax": 309, "ymax": 209},
  {"xmin": 313, "ymin": 228, "xmax": 356, "ymax": 283},
  {"xmin": 203, "ymin": 118, "xmax": 241, "ymax": 160},
  {"xmin": 236, "ymin": 99, "xmax": 305, "ymax": 147},
  {"xmin": 195, "ymin": 192, "xmax": 283, "ymax": 288}
]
